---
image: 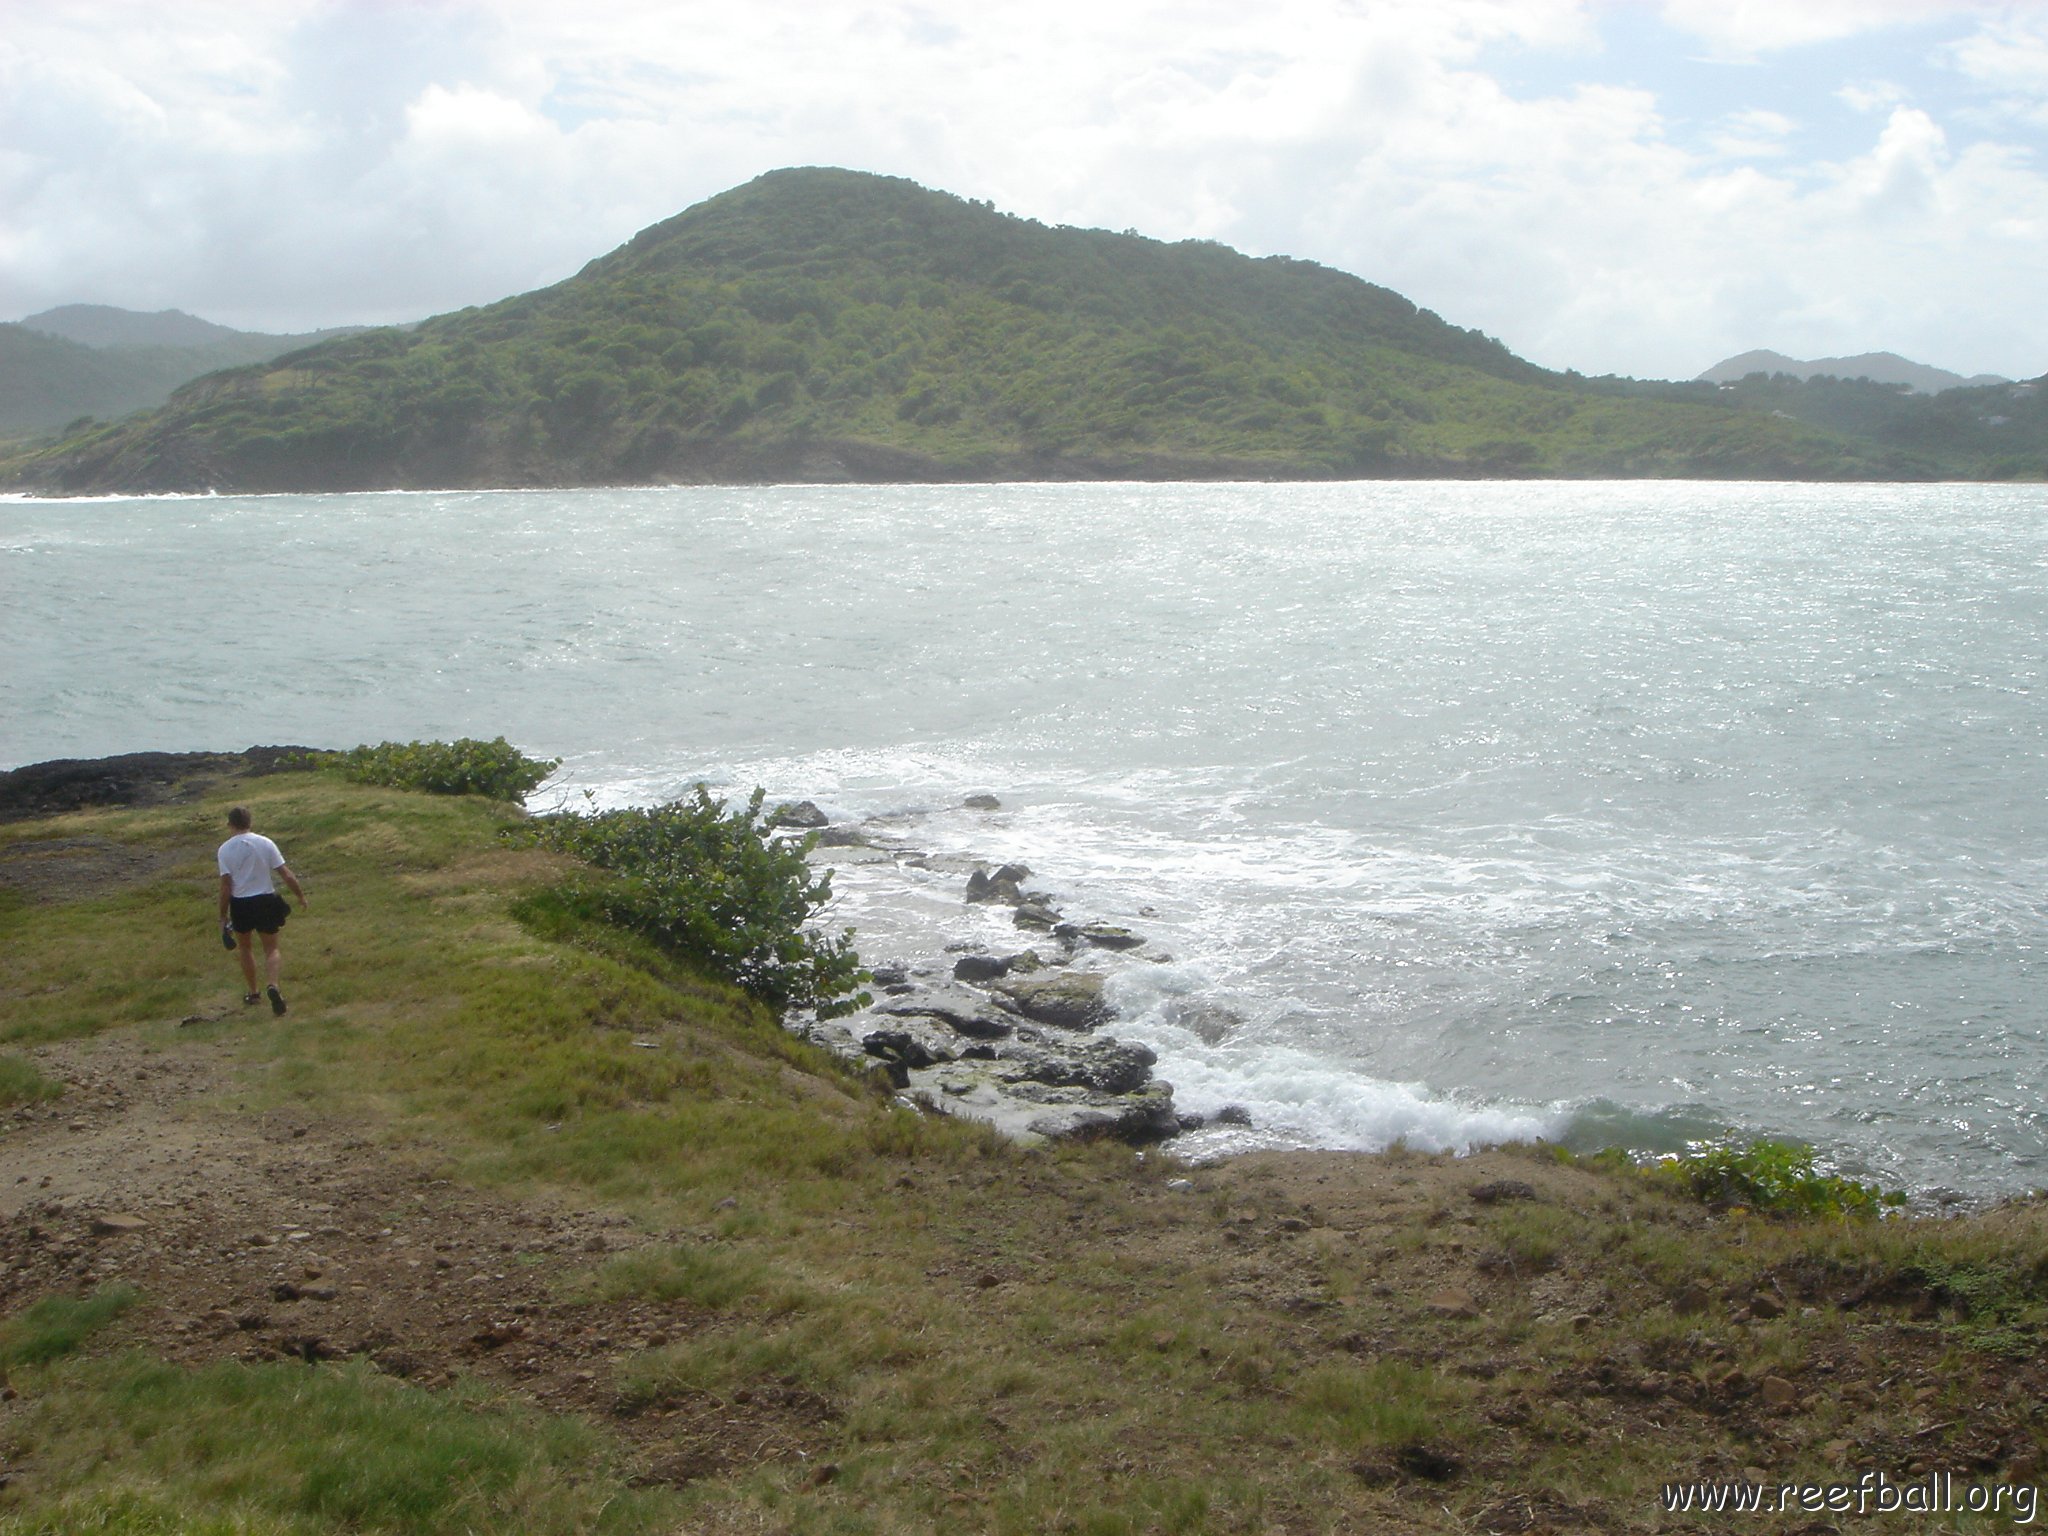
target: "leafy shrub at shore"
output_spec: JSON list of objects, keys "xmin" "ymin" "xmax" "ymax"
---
[
  {"xmin": 329, "ymin": 737, "xmax": 559, "ymax": 802},
  {"xmin": 534, "ymin": 786, "xmax": 868, "ymax": 1019},
  {"xmin": 1652, "ymin": 1138, "xmax": 1905, "ymax": 1219}
]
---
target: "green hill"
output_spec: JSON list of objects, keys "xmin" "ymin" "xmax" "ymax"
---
[
  {"xmin": 0, "ymin": 311, "xmax": 368, "ymax": 441},
  {"xmin": 3, "ymin": 168, "xmax": 2030, "ymax": 492}
]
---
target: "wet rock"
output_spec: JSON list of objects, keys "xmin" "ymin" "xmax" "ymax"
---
[
  {"xmin": 878, "ymin": 985, "xmax": 1016, "ymax": 1040},
  {"xmin": 993, "ymin": 969, "xmax": 1111, "ymax": 1029},
  {"xmin": 964, "ymin": 868, "xmax": 1023, "ymax": 905},
  {"xmin": 1213, "ymin": 1105, "xmax": 1254, "ymax": 1127},
  {"xmin": 1023, "ymin": 1083, "xmax": 1180, "ymax": 1144},
  {"xmin": 867, "ymin": 963, "xmax": 910, "ymax": 988},
  {"xmin": 862, "ymin": 1030, "xmax": 949, "ymax": 1071},
  {"xmin": 1055, "ymin": 922, "xmax": 1146, "ymax": 951},
  {"xmin": 951, "ymin": 953, "xmax": 1011, "ymax": 983},
  {"xmin": 1012, "ymin": 901, "xmax": 1061, "ymax": 930},
  {"xmin": 767, "ymin": 800, "xmax": 829, "ymax": 829},
  {"xmin": 962, "ymin": 794, "xmax": 1001, "ymax": 810},
  {"xmin": 815, "ymin": 824, "xmax": 868, "ymax": 847},
  {"xmin": 997, "ymin": 1037, "xmax": 1157, "ymax": 1095},
  {"xmin": 1163, "ymin": 1000, "xmax": 1242, "ymax": 1044}
]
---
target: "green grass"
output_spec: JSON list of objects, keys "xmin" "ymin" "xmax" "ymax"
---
[
  {"xmin": 0, "ymin": 1052, "xmax": 63, "ymax": 1107},
  {"xmin": 0, "ymin": 1355, "xmax": 672, "ymax": 1536},
  {"xmin": 0, "ymin": 1287, "xmax": 138, "ymax": 1370},
  {"xmin": 2, "ymin": 764, "xmax": 2044, "ymax": 1534}
]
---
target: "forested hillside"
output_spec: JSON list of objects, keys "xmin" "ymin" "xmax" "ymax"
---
[
  {"xmin": 0, "ymin": 313, "xmax": 365, "ymax": 439},
  {"xmin": 4, "ymin": 169, "xmax": 2037, "ymax": 492}
]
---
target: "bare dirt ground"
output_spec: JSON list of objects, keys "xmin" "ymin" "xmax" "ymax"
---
[{"xmin": 0, "ymin": 1025, "xmax": 840, "ymax": 1490}]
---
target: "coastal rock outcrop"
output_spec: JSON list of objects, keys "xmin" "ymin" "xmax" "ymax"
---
[
  {"xmin": 786, "ymin": 804, "xmax": 1180, "ymax": 1146},
  {"xmin": 992, "ymin": 970, "xmax": 1111, "ymax": 1030}
]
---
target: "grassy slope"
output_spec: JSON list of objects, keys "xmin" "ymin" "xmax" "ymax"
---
[
  {"xmin": 4, "ymin": 169, "xmax": 1919, "ymax": 494},
  {"xmin": 2, "ymin": 767, "xmax": 2045, "ymax": 1534}
]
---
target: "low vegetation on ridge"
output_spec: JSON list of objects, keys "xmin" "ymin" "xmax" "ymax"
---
[{"xmin": 0, "ymin": 747, "xmax": 2043, "ymax": 1533}]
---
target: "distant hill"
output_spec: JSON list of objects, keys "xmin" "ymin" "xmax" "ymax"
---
[
  {"xmin": 23, "ymin": 304, "xmax": 251, "ymax": 350},
  {"xmin": 1699, "ymin": 349, "xmax": 2007, "ymax": 395},
  {"xmin": 4, "ymin": 169, "xmax": 2036, "ymax": 491},
  {"xmin": 0, "ymin": 308, "xmax": 368, "ymax": 439}
]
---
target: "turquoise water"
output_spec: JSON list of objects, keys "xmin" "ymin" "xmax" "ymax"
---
[{"xmin": 4, "ymin": 480, "xmax": 2043, "ymax": 1196}]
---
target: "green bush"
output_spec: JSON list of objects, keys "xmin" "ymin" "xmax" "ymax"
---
[
  {"xmin": 535, "ymin": 786, "xmax": 869, "ymax": 1018},
  {"xmin": 1652, "ymin": 1139, "xmax": 1905, "ymax": 1220},
  {"xmin": 329, "ymin": 737, "xmax": 559, "ymax": 802}
]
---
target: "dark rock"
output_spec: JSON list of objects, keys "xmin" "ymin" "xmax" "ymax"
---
[
  {"xmin": 1394, "ymin": 1443, "xmax": 1462, "ymax": 1482},
  {"xmin": 1468, "ymin": 1180, "xmax": 1538, "ymax": 1205},
  {"xmin": 962, "ymin": 794, "xmax": 1001, "ymax": 810},
  {"xmin": 867, "ymin": 964, "xmax": 910, "ymax": 987},
  {"xmin": 951, "ymin": 954, "xmax": 1011, "ymax": 983},
  {"xmin": 1213, "ymin": 1104, "xmax": 1254, "ymax": 1127},
  {"xmin": 998, "ymin": 1038, "xmax": 1157, "ymax": 1095},
  {"xmin": 815, "ymin": 825, "xmax": 867, "ymax": 847},
  {"xmin": 1024, "ymin": 1084, "xmax": 1180, "ymax": 1144},
  {"xmin": 992, "ymin": 862, "xmax": 1031, "ymax": 885},
  {"xmin": 0, "ymin": 747, "xmax": 322, "ymax": 823},
  {"xmin": 767, "ymin": 800, "xmax": 829, "ymax": 829},
  {"xmin": 862, "ymin": 1030, "xmax": 948, "ymax": 1071},
  {"xmin": 993, "ymin": 969, "xmax": 1111, "ymax": 1029},
  {"xmin": 965, "ymin": 868, "xmax": 1022, "ymax": 904},
  {"xmin": 1012, "ymin": 901, "xmax": 1061, "ymax": 931},
  {"xmin": 1072, "ymin": 922, "xmax": 1145, "ymax": 951},
  {"xmin": 1164, "ymin": 1000, "xmax": 1242, "ymax": 1044},
  {"xmin": 879, "ymin": 985, "xmax": 1016, "ymax": 1040},
  {"xmin": 1176, "ymin": 1111, "xmax": 1207, "ymax": 1131}
]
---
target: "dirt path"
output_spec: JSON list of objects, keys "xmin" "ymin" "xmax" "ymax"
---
[{"xmin": 0, "ymin": 1023, "xmax": 837, "ymax": 1488}]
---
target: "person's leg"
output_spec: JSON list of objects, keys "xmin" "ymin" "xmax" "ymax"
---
[
  {"xmin": 236, "ymin": 930, "xmax": 258, "ymax": 995},
  {"xmin": 260, "ymin": 930, "xmax": 286, "ymax": 1014}
]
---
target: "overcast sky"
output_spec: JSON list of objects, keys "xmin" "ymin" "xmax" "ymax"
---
[{"xmin": 3, "ymin": 0, "xmax": 2043, "ymax": 380}]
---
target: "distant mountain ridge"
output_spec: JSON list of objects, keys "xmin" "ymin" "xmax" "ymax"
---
[
  {"xmin": 4, "ymin": 169, "xmax": 2042, "ymax": 489},
  {"xmin": 0, "ymin": 307, "xmax": 368, "ymax": 438},
  {"xmin": 1699, "ymin": 349, "xmax": 2006, "ymax": 395}
]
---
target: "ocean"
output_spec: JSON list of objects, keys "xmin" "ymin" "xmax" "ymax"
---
[{"xmin": 4, "ymin": 479, "xmax": 2043, "ymax": 1198}]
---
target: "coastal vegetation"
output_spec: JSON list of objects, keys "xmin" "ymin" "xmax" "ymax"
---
[
  {"xmin": 1, "ymin": 750, "xmax": 2044, "ymax": 1532},
  {"xmin": 9, "ymin": 169, "xmax": 2039, "ymax": 494},
  {"xmin": 0, "ymin": 309, "xmax": 363, "ymax": 442}
]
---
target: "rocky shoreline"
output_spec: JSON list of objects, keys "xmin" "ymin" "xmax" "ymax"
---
[{"xmin": 776, "ymin": 795, "xmax": 1213, "ymax": 1147}]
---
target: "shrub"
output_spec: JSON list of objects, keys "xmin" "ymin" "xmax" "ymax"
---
[
  {"xmin": 535, "ymin": 786, "xmax": 869, "ymax": 1018},
  {"xmin": 330, "ymin": 737, "xmax": 559, "ymax": 802},
  {"xmin": 1651, "ymin": 1139, "xmax": 1904, "ymax": 1220}
]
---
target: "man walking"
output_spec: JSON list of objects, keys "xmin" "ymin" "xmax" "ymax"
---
[{"xmin": 217, "ymin": 806, "xmax": 307, "ymax": 1015}]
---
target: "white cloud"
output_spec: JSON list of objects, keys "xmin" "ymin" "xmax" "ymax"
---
[
  {"xmin": 0, "ymin": 0, "xmax": 2041, "ymax": 380},
  {"xmin": 1657, "ymin": 0, "xmax": 1966, "ymax": 59}
]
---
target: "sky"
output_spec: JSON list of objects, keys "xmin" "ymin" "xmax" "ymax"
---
[{"xmin": 2, "ymin": 0, "xmax": 2044, "ymax": 381}]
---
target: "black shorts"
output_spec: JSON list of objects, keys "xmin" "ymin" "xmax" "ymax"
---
[{"xmin": 229, "ymin": 892, "xmax": 291, "ymax": 934}]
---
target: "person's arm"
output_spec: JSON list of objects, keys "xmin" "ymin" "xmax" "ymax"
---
[
  {"xmin": 276, "ymin": 863, "xmax": 308, "ymax": 910},
  {"xmin": 219, "ymin": 873, "xmax": 234, "ymax": 925}
]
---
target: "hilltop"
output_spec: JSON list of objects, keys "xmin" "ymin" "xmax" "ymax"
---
[
  {"xmin": 3, "ymin": 168, "xmax": 1965, "ymax": 494},
  {"xmin": 1699, "ymin": 349, "xmax": 2007, "ymax": 396}
]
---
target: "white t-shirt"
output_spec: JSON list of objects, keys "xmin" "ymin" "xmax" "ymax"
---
[{"xmin": 218, "ymin": 832, "xmax": 285, "ymax": 897}]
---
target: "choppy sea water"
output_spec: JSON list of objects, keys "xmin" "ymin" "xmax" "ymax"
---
[{"xmin": 4, "ymin": 480, "xmax": 2043, "ymax": 1198}]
